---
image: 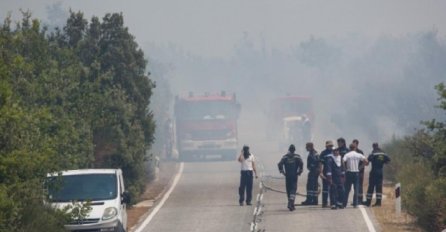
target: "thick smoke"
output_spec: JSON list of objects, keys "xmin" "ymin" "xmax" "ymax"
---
[
  {"xmin": 1, "ymin": 0, "xmax": 445, "ymax": 150},
  {"xmin": 145, "ymin": 31, "xmax": 446, "ymax": 147}
]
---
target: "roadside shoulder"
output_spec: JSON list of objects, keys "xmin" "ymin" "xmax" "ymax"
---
[{"xmin": 127, "ymin": 161, "xmax": 180, "ymax": 231}]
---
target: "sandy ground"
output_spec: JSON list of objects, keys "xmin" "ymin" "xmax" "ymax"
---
[
  {"xmin": 360, "ymin": 170, "xmax": 421, "ymax": 232},
  {"xmin": 370, "ymin": 185, "xmax": 422, "ymax": 232},
  {"xmin": 126, "ymin": 161, "xmax": 179, "ymax": 231}
]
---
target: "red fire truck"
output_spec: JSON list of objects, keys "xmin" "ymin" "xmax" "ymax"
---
[
  {"xmin": 267, "ymin": 96, "xmax": 314, "ymax": 148},
  {"xmin": 174, "ymin": 92, "xmax": 241, "ymax": 161}
]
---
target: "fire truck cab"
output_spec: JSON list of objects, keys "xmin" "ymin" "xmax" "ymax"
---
[{"xmin": 174, "ymin": 92, "xmax": 241, "ymax": 161}]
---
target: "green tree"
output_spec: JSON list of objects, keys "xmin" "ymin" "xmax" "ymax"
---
[
  {"xmin": 424, "ymin": 83, "xmax": 446, "ymax": 176},
  {"xmin": 384, "ymin": 83, "xmax": 446, "ymax": 231},
  {"xmin": 52, "ymin": 11, "xmax": 156, "ymax": 197},
  {"xmin": 0, "ymin": 10, "xmax": 156, "ymax": 231}
]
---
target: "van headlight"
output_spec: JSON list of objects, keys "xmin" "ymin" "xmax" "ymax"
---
[{"xmin": 102, "ymin": 207, "xmax": 117, "ymax": 221}]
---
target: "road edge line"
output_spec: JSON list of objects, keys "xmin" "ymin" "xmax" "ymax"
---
[
  {"xmin": 359, "ymin": 206, "xmax": 377, "ymax": 232},
  {"xmin": 134, "ymin": 162, "xmax": 184, "ymax": 232}
]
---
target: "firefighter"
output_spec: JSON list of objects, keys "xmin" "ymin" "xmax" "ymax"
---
[
  {"xmin": 352, "ymin": 139, "xmax": 366, "ymax": 204},
  {"xmin": 365, "ymin": 143, "xmax": 391, "ymax": 207},
  {"xmin": 301, "ymin": 142, "xmax": 319, "ymax": 205},
  {"xmin": 337, "ymin": 137, "xmax": 350, "ymax": 159},
  {"xmin": 278, "ymin": 144, "xmax": 304, "ymax": 211},
  {"xmin": 238, "ymin": 145, "xmax": 258, "ymax": 206},
  {"xmin": 319, "ymin": 140, "xmax": 334, "ymax": 207},
  {"xmin": 337, "ymin": 137, "xmax": 349, "ymax": 184},
  {"xmin": 326, "ymin": 148, "xmax": 345, "ymax": 210}
]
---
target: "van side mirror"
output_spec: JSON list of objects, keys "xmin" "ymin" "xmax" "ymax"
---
[{"xmin": 122, "ymin": 191, "xmax": 131, "ymax": 204}]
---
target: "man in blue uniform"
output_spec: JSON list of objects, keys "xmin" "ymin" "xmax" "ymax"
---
[
  {"xmin": 319, "ymin": 141, "xmax": 334, "ymax": 208},
  {"xmin": 326, "ymin": 148, "xmax": 345, "ymax": 210},
  {"xmin": 278, "ymin": 144, "xmax": 304, "ymax": 211},
  {"xmin": 337, "ymin": 138, "xmax": 349, "ymax": 185},
  {"xmin": 337, "ymin": 137, "xmax": 350, "ymax": 159},
  {"xmin": 301, "ymin": 142, "xmax": 319, "ymax": 205},
  {"xmin": 365, "ymin": 143, "xmax": 391, "ymax": 207}
]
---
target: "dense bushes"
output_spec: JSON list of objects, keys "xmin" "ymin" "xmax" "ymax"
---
[
  {"xmin": 384, "ymin": 83, "xmax": 446, "ymax": 231},
  {"xmin": 0, "ymin": 11, "xmax": 155, "ymax": 231}
]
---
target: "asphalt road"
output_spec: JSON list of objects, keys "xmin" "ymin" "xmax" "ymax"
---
[
  {"xmin": 136, "ymin": 111, "xmax": 380, "ymax": 232},
  {"xmin": 138, "ymin": 161, "xmax": 259, "ymax": 232},
  {"xmin": 259, "ymin": 147, "xmax": 377, "ymax": 232}
]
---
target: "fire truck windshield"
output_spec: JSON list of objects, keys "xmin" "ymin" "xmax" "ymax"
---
[
  {"xmin": 277, "ymin": 99, "xmax": 312, "ymax": 116},
  {"xmin": 176, "ymin": 100, "xmax": 237, "ymax": 120}
]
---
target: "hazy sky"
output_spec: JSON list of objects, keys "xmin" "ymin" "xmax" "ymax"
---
[
  {"xmin": 1, "ymin": 0, "xmax": 446, "ymax": 57},
  {"xmin": 2, "ymin": 0, "xmax": 446, "ymax": 143}
]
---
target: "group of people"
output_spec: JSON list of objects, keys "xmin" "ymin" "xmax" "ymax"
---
[{"xmin": 237, "ymin": 138, "xmax": 390, "ymax": 211}]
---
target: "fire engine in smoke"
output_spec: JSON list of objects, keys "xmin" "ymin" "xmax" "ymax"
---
[
  {"xmin": 174, "ymin": 91, "xmax": 241, "ymax": 161},
  {"xmin": 267, "ymin": 96, "xmax": 314, "ymax": 149}
]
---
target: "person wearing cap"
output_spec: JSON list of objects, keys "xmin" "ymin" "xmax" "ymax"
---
[
  {"xmin": 365, "ymin": 143, "xmax": 391, "ymax": 207},
  {"xmin": 352, "ymin": 139, "xmax": 366, "ymax": 204},
  {"xmin": 301, "ymin": 142, "xmax": 320, "ymax": 205},
  {"xmin": 319, "ymin": 140, "xmax": 334, "ymax": 207},
  {"xmin": 343, "ymin": 143, "xmax": 368, "ymax": 207},
  {"xmin": 238, "ymin": 145, "xmax": 258, "ymax": 206},
  {"xmin": 326, "ymin": 148, "xmax": 345, "ymax": 209},
  {"xmin": 278, "ymin": 144, "xmax": 304, "ymax": 211}
]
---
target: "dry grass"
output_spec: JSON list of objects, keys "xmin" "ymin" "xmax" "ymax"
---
[
  {"xmin": 127, "ymin": 206, "xmax": 150, "ymax": 229},
  {"xmin": 371, "ymin": 184, "xmax": 422, "ymax": 232}
]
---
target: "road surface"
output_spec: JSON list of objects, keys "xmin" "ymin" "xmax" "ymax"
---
[
  {"xmin": 135, "ymin": 112, "xmax": 380, "ymax": 232},
  {"xmin": 137, "ymin": 161, "xmax": 257, "ymax": 231}
]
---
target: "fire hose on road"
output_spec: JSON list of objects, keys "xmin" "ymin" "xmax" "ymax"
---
[
  {"xmin": 261, "ymin": 175, "xmax": 321, "ymax": 196},
  {"xmin": 250, "ymin": 160, "xmax": 321, "ymax": 232}
]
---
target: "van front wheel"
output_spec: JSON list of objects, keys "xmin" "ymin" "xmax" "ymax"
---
[{"xmin": 117, "ymin": 223, "xmax": 126, "ymax": 232}]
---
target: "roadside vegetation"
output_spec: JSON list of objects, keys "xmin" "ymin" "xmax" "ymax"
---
[
  {"xmin": 0, "ymin": 11, "xmax": 155, "ymax": 231},
  {"xmin": 383, "ymin": 83, "xmax": 446, "ymax": 232}
]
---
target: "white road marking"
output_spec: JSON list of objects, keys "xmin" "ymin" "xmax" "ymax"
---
[
  {"xmin": 359, "ymin": 206, "xmax": 377, "ymax": 232},
  {"xmin": 134, "ymin": 162, "xmax": 184, "ymax": 232}
]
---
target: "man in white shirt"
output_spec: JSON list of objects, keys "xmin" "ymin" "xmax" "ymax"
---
[{"xmin": 343, "ymin": 143, "xmax": 368, "ymax": 207}]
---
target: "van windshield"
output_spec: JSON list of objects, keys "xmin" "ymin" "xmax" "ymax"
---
[{"xmin": 47, "ymin": 174, "xmax": 118, "ymax": 202}]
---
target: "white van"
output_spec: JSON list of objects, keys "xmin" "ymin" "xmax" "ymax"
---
[{"xmin": 46, "ymin": 169, "xmax": 130, "ymax": 232}]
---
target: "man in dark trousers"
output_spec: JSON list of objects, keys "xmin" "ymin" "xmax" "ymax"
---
[
  {"xmin": 365, "ymin": 143, "xmax": 391, "ymax": 207},
  {"xmin": 352, "ymin": 139, "xmax": 366, "ymax": 204},
  {"xmin": 278, "ymin": 144, "xmax": 304, "ymax": 211},
  {"xmin": 319, "ymin": 140, "xmax": 334, "ymax": 208},
  {"xmin": 337, "ymin": 138, "xmax": 349, "ymax": 185},
  {"xmin": 343, "ymin": 143, "xmax": 368, "ymax": 208},
  {"xmin": 302, "ymin": 142, "xmax": 319, "ymax": 205},
  {"xmin": 326, "ymin": 148, "xmax": 345, "ymax": 210}
]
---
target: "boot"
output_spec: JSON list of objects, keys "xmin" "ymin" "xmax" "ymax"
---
[
  {"xmin": 301, "ymin": 198, "xmax": 311, "ymax": 205},
  {"xmin": 288, "ymin": 199, "xmax": 293, "ymax": 211},
  {"xmin": 372, "ymin": 199, "xmax": 381, "ymax": 207},
  {"xmin": 358, "ymin": 196, "xmax": 364, "ymax": 204},
  {"xmin": 291, "ymin": 199, "xmax": 296, "ymax": 211},
  {"xmin": 364, "ymin": 199, "xmax": 371, "ymax": 207},
  {"xmin": 310, "ymin": 196, "xmax": 318, "ymax": 205}
]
